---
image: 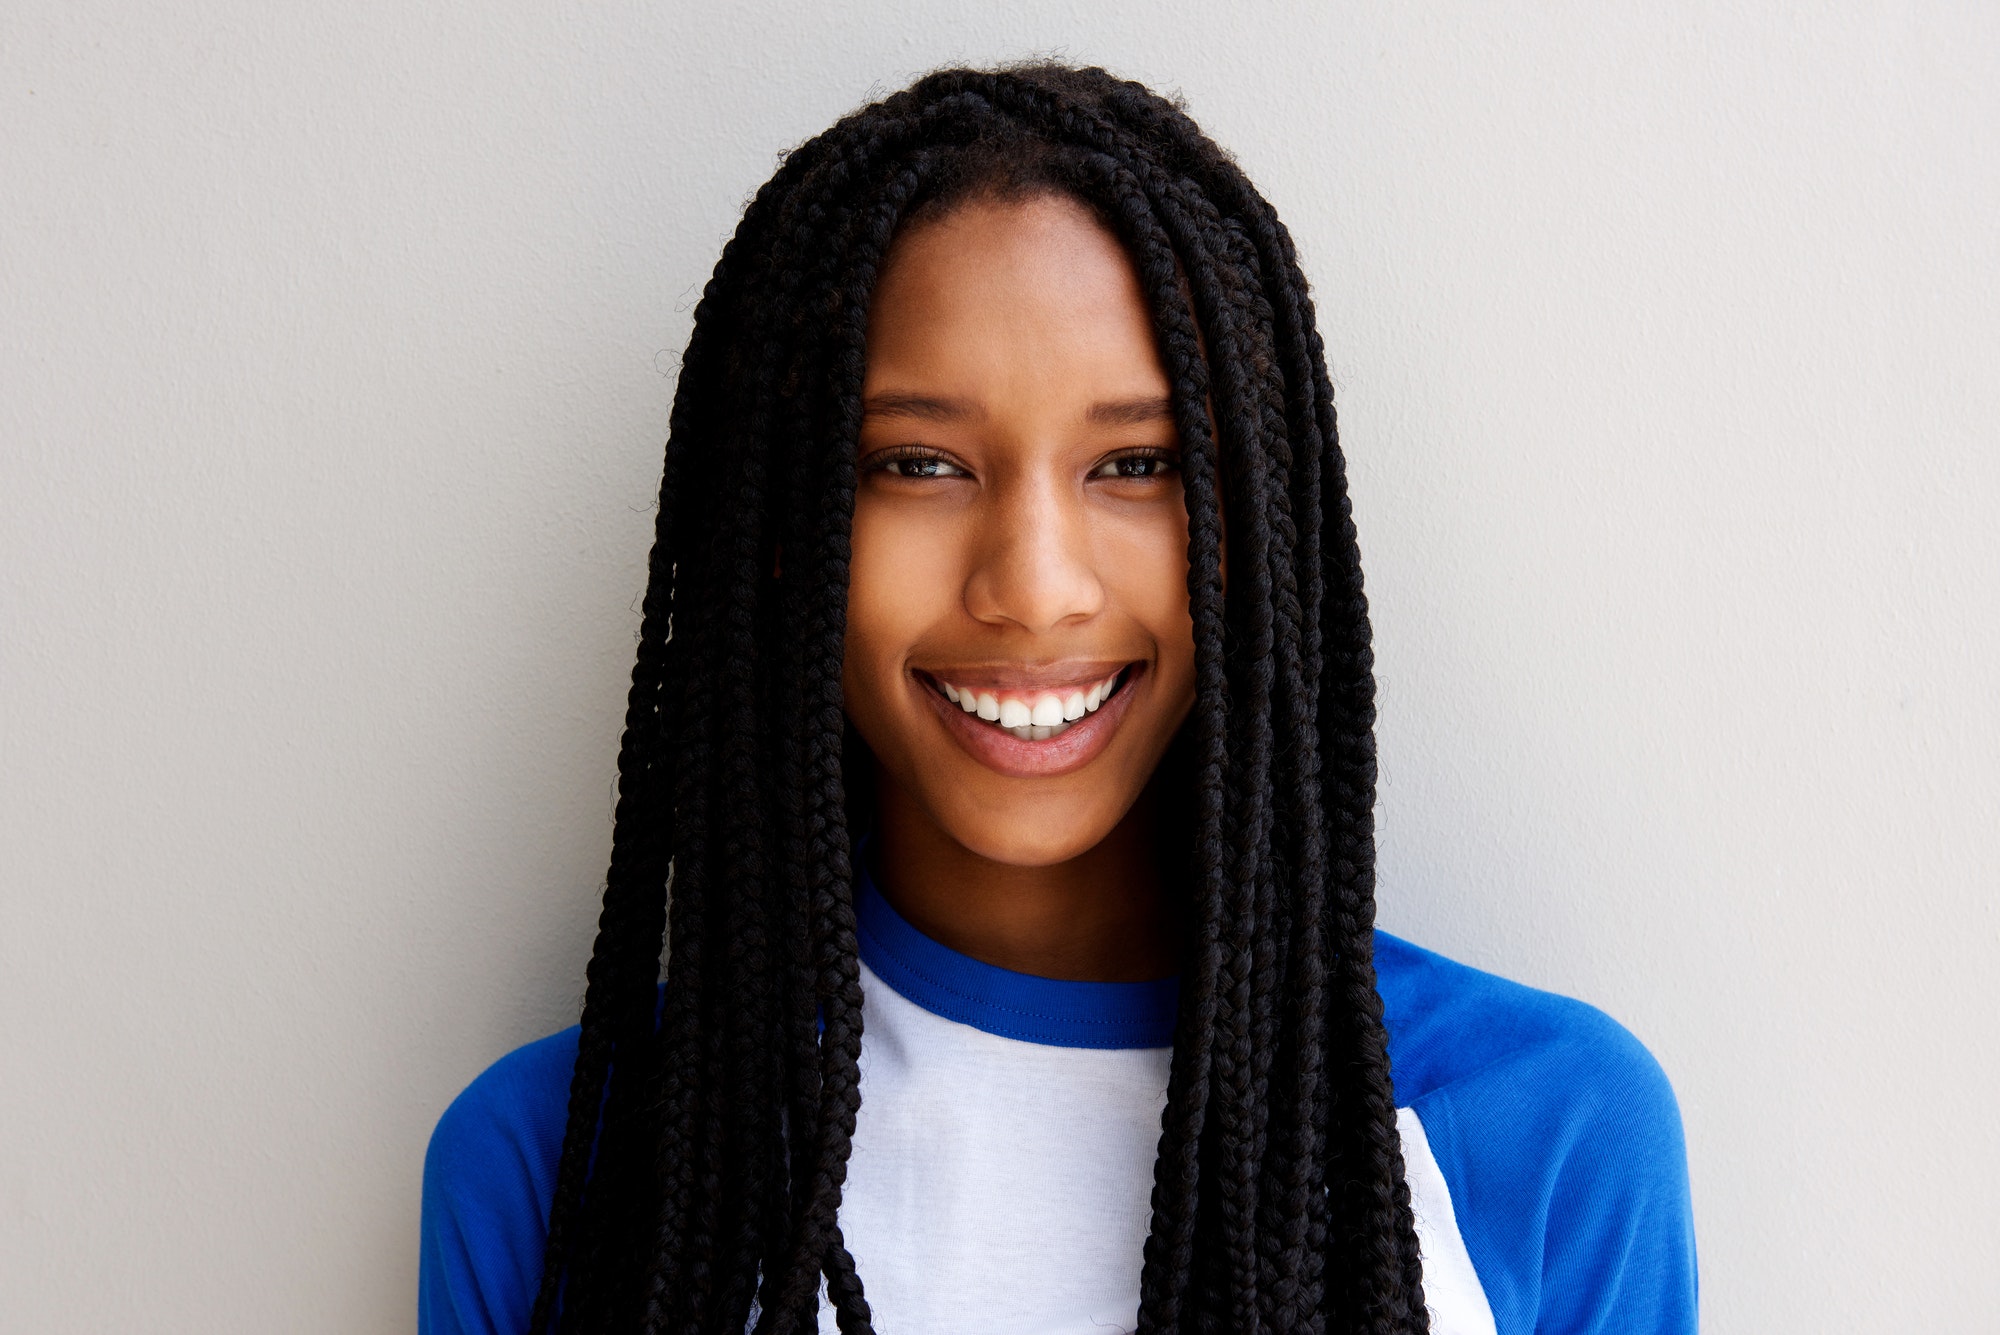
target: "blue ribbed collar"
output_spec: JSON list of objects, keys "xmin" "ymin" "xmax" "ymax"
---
[{"xmin": 853, "ymin": 851, "xmax": 1180, "ymax": 1050}]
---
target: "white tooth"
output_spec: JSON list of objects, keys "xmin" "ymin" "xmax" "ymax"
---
[
  {"xmin": 999, "ymin": 698, "xmax": 1032, "ymax": 728},
  {"xmin": 976, "ymin": 693, "xmax": 1001, "ymax": 721},
  {"xmin": 1030, "ymin": 724, "xmax": 1053, "ymax": 740},
  {"xmin": 959, "ymin": 687, "xmax": 979, "ymax": 713},
  {"xmin": 1085, "ymin": 682, "xmax": 1102, "ymax": 711},
  {"xmin": 1009, "ymin": 724, "xmax": 1034, "ymax": 740},
  {"xmin": 1101, "ymin": 672, "xmax": 1120, "ymax": 700},
  {"xmin": 1063, "ymin": 691, "xmax": 1087, "ymax": 721},
  {"xmin": 943, "ymin": 682, "xmax": 959, "ymax": 703},
  {"xmin": 1031, "ymin": 695, "xmax": 1064, "ymax": 727}
]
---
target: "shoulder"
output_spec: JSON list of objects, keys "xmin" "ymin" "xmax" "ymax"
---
[
  {"xmin": 1374, "ymin": 931, "xmax": 1697, "ymax": 1335},
  {"xmin": 420, "ymin": 1025, "xmax": 579, "ymax": 1335},
  {"xmin": 1375, "ymin": 929, "xmax": 1679, "ymax": 1137},
  {"xmin": 425, "ymin": 1024, "xmax": 579, "ymax": 1192}
]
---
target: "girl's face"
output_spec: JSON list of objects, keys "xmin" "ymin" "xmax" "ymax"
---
[{"xmin": 843, "ymin": 193, "xmax": 1199, "ymax": 868}]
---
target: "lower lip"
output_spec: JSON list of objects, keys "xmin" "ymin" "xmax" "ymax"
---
[{"xmin": 918, "ymin": 665, "xmax": 1145, "ymax": 780}]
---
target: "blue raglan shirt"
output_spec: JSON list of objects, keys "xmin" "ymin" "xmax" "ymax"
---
[{"xmin": 421, "ymin": 912, "xmax": 1696, "ymax": 1334}]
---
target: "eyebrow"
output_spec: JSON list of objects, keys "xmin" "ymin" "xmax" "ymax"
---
[
  {"xmin": 862, "ymin": 393, "xmax": 979, "ymax": 423},
  {"xmin": 861, "ymin": 393, "xmax": 1177, "ymax": 427},
  {"xmin": 1086, "ymin": 395, "xmax": 1176, "ymax": 427}
]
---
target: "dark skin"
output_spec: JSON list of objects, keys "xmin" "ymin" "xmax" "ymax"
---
[{"xmin": 839, "ymin": 194, "xmax": 1207, "ymax": 983}]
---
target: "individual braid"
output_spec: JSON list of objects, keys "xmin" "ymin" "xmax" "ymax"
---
[{"xmin": 531, "ymin": 62, "xmax": 1428, "ymax": 1335}]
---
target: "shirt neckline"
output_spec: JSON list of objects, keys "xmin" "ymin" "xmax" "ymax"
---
[{"xmin": 852, "ymin": 845, "xmax": 1180, "ymax": 1051}]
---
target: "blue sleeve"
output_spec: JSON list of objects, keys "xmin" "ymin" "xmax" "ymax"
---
[
  {"xmin": 419, "ymin": 1027, "xmax": 579, "ymax": 1335},
  {"xmin": 1377, "ymin": 932, "xmax": 1697, "ymax": 1335},
  {"xmin": 1413, "ymin": 1004, "xmax": 1696, "ymax": 1335}
]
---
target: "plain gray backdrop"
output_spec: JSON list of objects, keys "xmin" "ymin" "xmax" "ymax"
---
[{"xmin": 4, "ymin": 2, "xmax": 1996, "ymax": 1330}]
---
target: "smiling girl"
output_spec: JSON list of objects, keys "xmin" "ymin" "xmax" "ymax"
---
[{"xmin": 420, "ymin": 64, "xmax": 1696, "ymax": 1335}]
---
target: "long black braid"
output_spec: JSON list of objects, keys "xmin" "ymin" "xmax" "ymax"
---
[{"xmin": 530, "ymin": 62, "xmax": 1428, "ymax": 1335}]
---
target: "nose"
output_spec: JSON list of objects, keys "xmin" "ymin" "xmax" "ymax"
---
[{"xmin": 962, "ymin": 471, "xmax": 1105, "ymax": 634}]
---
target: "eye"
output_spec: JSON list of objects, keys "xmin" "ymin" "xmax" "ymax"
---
[
  {"xmin": 1090, "ymin": 449, "xmax": 1180, "ymax": 481},
  {"xmin": 865, "ymin": 447, "xmax": 971, "ymax": 480}
]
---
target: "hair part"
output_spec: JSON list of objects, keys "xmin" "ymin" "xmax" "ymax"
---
[{"xmin": 531, "ymin": 61, "xmax": 1427, "ymax": 1335}]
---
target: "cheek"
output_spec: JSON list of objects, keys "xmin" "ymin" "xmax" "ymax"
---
[
  {"xmin": 841, "ymin": 507, "xmax": 899, "ymax": 705},
  {"xmin": 1099, "ymin": 509, "xmax": 1196, "ymax": 669},
  {"xmin": 842, "ymin": 500, "xmax": 953, "ymax": 726}
]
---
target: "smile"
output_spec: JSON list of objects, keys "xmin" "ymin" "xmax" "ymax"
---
[
  {"xmin": 911, "ymin": 662, "xmax": 1144, "ymax": 781},
  {"xmin": 931, "ymin": 668, "xmax": 1128, "ymax": 741}
]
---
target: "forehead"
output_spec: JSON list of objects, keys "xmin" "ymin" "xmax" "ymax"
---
[{"xmin": 862, "ymin": 194, "xmax": 1171, "ymax": 414}]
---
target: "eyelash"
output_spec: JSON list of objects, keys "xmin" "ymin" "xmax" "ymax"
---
[
  {"xmin": 1092, "ymin": 448, "xmax": 1180, "ymax": 480},
  {"xmin": 863, "ymin": 446, "xmax": 1181, "ymax": 481},
  {"xmin": 864, "ymin": 446, "xmax": 966, "ymax": 480}
]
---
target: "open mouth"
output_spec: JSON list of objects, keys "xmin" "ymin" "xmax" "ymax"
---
[{"xmin": 918, "ymin": 665, "xmax": 1134, "ymax": 742}]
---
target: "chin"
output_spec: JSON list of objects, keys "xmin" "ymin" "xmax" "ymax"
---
[{"xmin": 939, "ymin": 808, "xmax": 1119, "ymax": 869}]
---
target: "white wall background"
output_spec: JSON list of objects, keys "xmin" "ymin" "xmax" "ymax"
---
[{"xmin": 4, "ymin": 2, "xmax": 1995, "ymax": 1330}]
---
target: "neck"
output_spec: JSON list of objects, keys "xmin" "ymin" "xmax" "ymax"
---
[{"xmin": 866, "ymin": 778, "xmax": 1179, "ymax": 983}]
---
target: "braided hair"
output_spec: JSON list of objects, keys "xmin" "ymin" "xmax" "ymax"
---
[{"xmin": 532, "ymin": 62, "xmax": 1427, "ymax": 1335}]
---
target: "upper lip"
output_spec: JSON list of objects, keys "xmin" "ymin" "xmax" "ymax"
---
[{"xmin": 912, "ymin": 660, "xmax": 1137, "ymax": 693}]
